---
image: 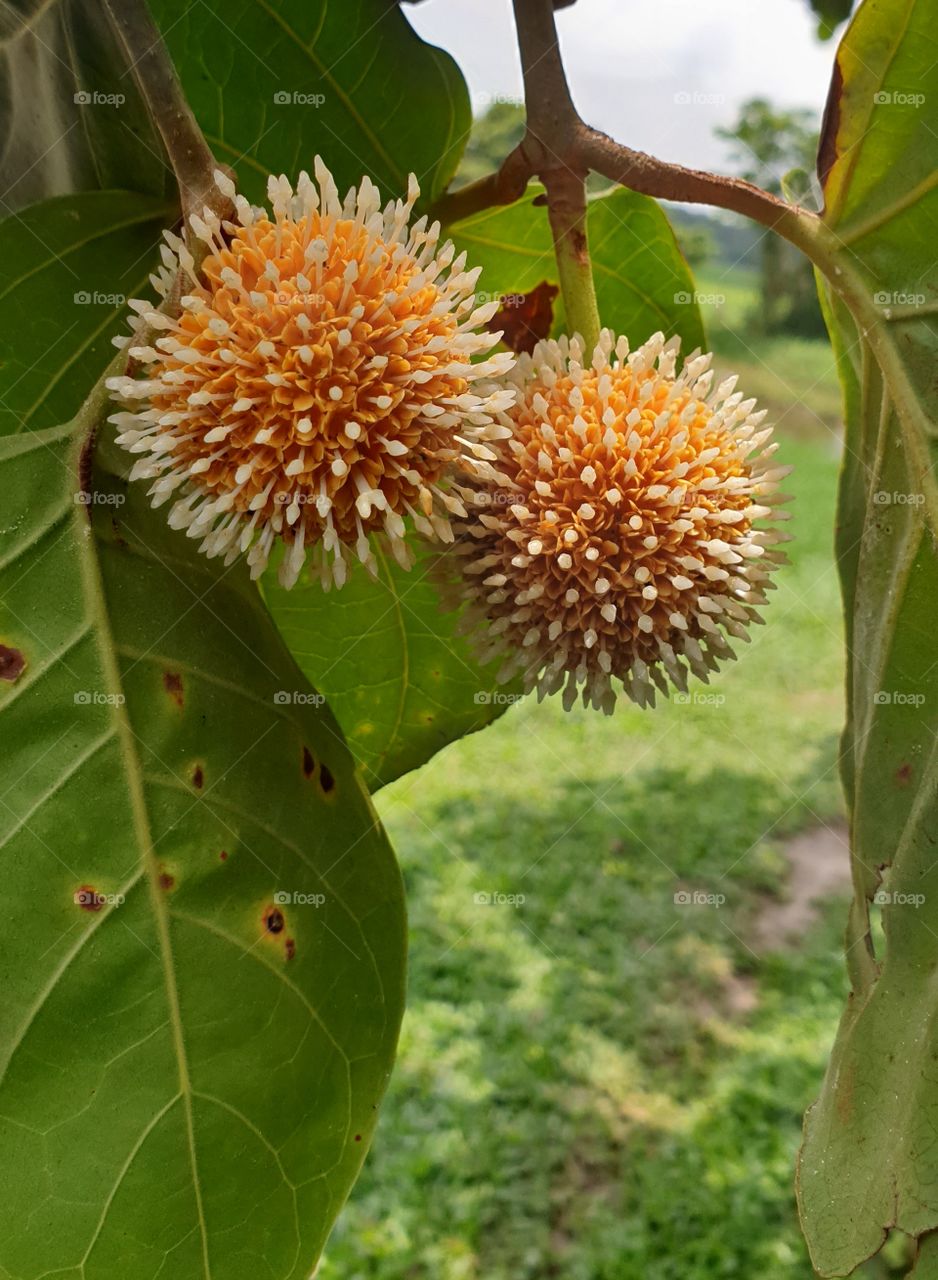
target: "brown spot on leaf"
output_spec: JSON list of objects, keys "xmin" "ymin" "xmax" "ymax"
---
[
  {"xmin": 0, "ymin": 644, "xmax": 26, "ymax": 684},
  {"xmin": 219, "ymin": 849, "xmax": 229, "ymax": 861},
  {"xmin": 159, "ymin": 872, "xmax": 175, "ymax": 891},
  {"xmin": 163, "ymin": 671, "xmax": 184, "ymax": 708},
  {"xmin": 319, "ymin": 764, "xmax": 335, "ymax": 795},
  {"xmin": 74, "ymin": 885, "xmax": 104, "ymax": 912},
  {"xmin": 354, "ymin": 1133, "xmax": 362, "ymax": 1142},
  {"xmin": 285, "ymin": 937, "xmax": 296, "ymax": 961},
  {"xmin": 77, "ymin": 429, "xmax": 97, "ymax": 514},
  {"xmin": 264, "ymin": 905, "xmax": 285, "ymax": 935},
  {"xmin": 488, "ymin": 282, "xmax": 559, "ymax": 354},
  {"xmin": 302, "ymin": 746, "xmax": 316, "ymax": 779},
  {"xmin": 191, "ymin": 764, "xmax": 204, "ymax": 789},
  {"xmin": 896, "ymin": 762, "xmax": 913, "ymax": 788},
  {"xmin": 817, "ymin": 59, "xmax": 844, "ymax": 194}
]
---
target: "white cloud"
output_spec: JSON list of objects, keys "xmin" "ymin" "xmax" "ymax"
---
[{"xmin": 407, "ymin": 0, "xmax": 839, "ymax": 172}]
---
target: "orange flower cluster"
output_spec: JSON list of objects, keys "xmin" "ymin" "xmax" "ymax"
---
[
  {"xmin": 451, "ymin": 331, "xmax": 788, "ymax": 711},
  {"xmin": 109, "ymin": 162, "xmax": 513, "ymax": 588}
]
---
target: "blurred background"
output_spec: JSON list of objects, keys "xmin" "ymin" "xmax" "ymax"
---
[{"xmin": 319, "ymin": 1, "xmax": 904, "ymax": 1275}]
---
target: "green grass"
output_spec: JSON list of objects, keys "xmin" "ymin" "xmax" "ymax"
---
[
  {"xmin": 318, "ymin": 333, "xmax": 872, "ymax": 1278},
  {"xmin": 695, "ymin": 267, "xmax": 845, "ymax": 442}
]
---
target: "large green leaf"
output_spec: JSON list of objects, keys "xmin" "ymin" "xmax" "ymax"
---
[
  {"xmin": 148, "ymin": 0, "xmax": 471, "ymax": 204},
  {"xmin": 449, "ymin": 184, "xmax": 706, "ymax": 352},
  {"xmin": 264, "ymin": 540, "xmax": 512, "ymax": 791},
  {"xmin": 0, "ymin": 196, "xmax": 405, "ymax": 1277},
  {"xmin": 0, "ymin": 191, "xmax": 171, "ymax": 437},
  {"xmin": 796, "ymin": 2, "xmax": 938, "ymax": 1273},
  {"xmin": 0, "ymin": 0, "xmax": 168, "ymax": 207}
]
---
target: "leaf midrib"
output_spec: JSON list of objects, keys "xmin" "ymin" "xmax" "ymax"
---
[{"xmin": 70, "ymin": 431, "xmax": 213, "ymax": 1278}]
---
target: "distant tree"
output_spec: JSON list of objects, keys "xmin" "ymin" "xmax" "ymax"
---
[
  {"xmin": 805, "ymin": 0, "xmax": 856, "ymax": 37},
  {"xmin": 716, "ymin": 99, "xmax": 826, "ymax": 337},
  {"xmin": 454, "ymin": 101, "xmax": 525, "ymax": 188}
]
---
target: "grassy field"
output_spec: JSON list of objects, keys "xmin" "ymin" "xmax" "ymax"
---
[{"xmin": 318, "ymin": 280, "xmax": 882, "ymax": 1278}]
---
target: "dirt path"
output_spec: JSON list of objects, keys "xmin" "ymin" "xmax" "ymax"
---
[{"xmin": 753, "ymin": 821, "xmax": 852, "ymax": 950}]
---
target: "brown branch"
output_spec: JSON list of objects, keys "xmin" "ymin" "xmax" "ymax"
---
[
  {"xmin": 578, "ymin": 125, "xmax": 814, "ymax": 245},
  {"xmin": 431, "ymin": 0, "xmax": 822, "ymax": 267},
  {"xmin": 431, "ymin": 145, "xmax": 531, "ymax": 226},
  {"xmin": 104, "ymin": 0, "xmax": 220, "ymax": 220}
]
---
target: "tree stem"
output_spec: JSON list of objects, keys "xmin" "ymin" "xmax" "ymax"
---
[
  {"xmin": 103, "ymin": 0, "xmax": 219, "ymax": 220},
  {"xmin": 509, "ymin": 0, "xmax": 600, "ymax": 349},
  {"xmin": 545, "ymin": 167, "xmax": 600, "ymax": 352}
]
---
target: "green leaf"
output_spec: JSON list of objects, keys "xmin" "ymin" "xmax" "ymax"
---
[
  {"xmin": 449, "ymin": 185, "xmax": 706, "ymax": 352},
  {"xmin": 147, "ymin": 0, "xmax": 471, "ymax": 204},
  {"xmin": 263, "ymin": 539, "xmax": 514, "ymax": 791},
  {"xmin": 0, "ymin": 191, "xmax": 172, "ymax": 437},
  {"xmin": 0, "ymin": 0, "xmax": 169, "ymax": 208},
  {"xmin": 797, "ymin": 2, "xmax": 938, "ymax": 1273},
  {"xmin": 0, "ymin": 196, "xmax": 405, "ymax": 1278}
]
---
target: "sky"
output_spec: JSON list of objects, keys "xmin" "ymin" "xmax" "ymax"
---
[{"xmin": 407, "ymin": 0, "xmax": 841, "ymax": 176}]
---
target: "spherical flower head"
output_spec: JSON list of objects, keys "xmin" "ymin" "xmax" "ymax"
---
[
  {"xmin": 452, "ymin": 329, "xmax": 790, "ymax": 713},
  {"xmin": 107, "ymin": 160, "xmax": 515, "ymax": 589}
]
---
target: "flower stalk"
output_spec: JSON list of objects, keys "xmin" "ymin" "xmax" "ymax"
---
[{"xmin": 544, "ymin": 165, "xmax": 601, "ymax": 353}]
